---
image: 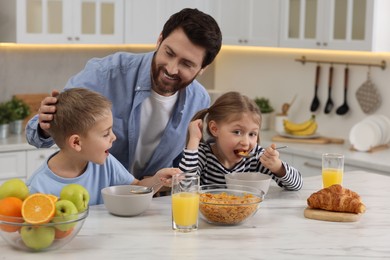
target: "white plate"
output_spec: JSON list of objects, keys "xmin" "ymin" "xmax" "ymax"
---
[
  {"xmin": 349, "ymin": 121, "xmax": 381, "ymax": 152},
  {"xmin": 278, "ymin": 132, "xmax": 320, "ymax": 139}
]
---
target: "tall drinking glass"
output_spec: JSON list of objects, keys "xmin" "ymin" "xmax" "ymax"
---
[
  {"xmin": 171, "ymin": 172, "xmax": 200, "ymax": 232},
  {"xmin": 322, "ymin": 153, "xmax": 344, "ymax": 188}
]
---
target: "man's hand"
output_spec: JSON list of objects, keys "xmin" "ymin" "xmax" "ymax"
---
[{"xmin": 38, "ymin": 90, "xmax": 59, "ymax": 137}]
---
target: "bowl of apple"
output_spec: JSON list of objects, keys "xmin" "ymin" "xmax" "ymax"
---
[{"xmin": 0, "ymin": 180, "xmax": 89, "ymax": 252}]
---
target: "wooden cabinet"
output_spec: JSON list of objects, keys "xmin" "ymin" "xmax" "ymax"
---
[
  {"xmin": 279, "ymin": 0, "xmax": 390, "ymax": 51},
  {"xmin": 124, "ymin": 0, "xmax": 212, "ymax": 44},
  {"xmin": 0, "ymin": 0, "xmax": 124, "ymax": 44},
  {"xmin": 210, "ymin": 0, "xmax": 280, "ymax": 46},
  {"xmin": 0, "ymin": 151, "xmax": 26, "ymax": 183}
]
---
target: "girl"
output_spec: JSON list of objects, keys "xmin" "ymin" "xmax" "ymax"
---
[{"xmin": 179, "ymin": 91, "xmax": 302, "ymax": 191}]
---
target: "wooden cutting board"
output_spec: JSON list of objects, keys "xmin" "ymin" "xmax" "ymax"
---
[
  {"xmin": 304, "ymin": 208, "xmax": 362, "ymax": 222},
  {"xmin": 272, "ymin": 135, "xmax": 344, "ymax": 144}
]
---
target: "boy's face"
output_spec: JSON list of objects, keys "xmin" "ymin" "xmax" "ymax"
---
[
  {"xmin": 151, "ymin": 27, "xmax": 206, "ymax": 96},
  {"xmin": 210, "ymin": 113, "xmax": 259, "ymax": 165},
  {"xmin": 80, "ymin": 111, "xmax": 116, "ymax": 165}
]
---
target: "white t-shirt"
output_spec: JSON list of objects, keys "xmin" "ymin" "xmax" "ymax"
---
[{"xmin": 132, "ymin": 90, "xmax": 179, "ymax": 175}]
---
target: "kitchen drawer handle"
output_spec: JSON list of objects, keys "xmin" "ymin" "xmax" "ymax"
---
[{"xmin": 304, "ymin": 162, "xmax": 321, "ymax": 169}]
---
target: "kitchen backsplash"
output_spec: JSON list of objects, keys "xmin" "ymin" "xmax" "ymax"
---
[
  {"xmin": 1, "ymin": 44, "xmax": 389, "ymax": 142},
  {"xmin": 214, "ymin": 47, "xmax": 390, "ymax": 141}
]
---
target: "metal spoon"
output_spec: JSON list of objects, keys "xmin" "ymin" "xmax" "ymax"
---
[
  {"xmin": 324, "ymin": 66, "xmax": 334, "ymax": 114},
  {"xmin": 336, "ymin": 67, "xmax": 350, "ymax": 115},
  {"xmin": 239, "ymin": 145, "xmax": 288, "ymax": 158},
  {"xmin": 128, "ymin": 186, "xmax": 153, "ymax": 194}
]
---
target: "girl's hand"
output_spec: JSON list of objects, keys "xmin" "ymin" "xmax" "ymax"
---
[
  {"xmin": 187, "ymin": 119, "xmax": 203, "ymax": 149},
  {"xmin": 259, "ymin": 144, "xmax": 286, "ymax": 177}
]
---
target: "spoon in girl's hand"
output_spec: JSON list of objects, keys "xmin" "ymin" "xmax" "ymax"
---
[{"xmin": 238, "ymin": 145, "xmax": 288, "ymax": 158}]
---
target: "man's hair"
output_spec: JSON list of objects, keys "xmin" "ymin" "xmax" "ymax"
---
[
  {"xmin": 161, "ymin": 8, "xmax": 222, "ymax": 68},
  {"xmin": 48, "ymin": 88, "xmax": 112, "ymax": 148}
]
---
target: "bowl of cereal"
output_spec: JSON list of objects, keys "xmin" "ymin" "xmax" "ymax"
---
[{"xmin": 199, "ymin": 184, "xmax": 264, "ymax": 225}]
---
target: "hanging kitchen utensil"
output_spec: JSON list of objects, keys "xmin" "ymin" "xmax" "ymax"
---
[
  {"xmin": 324, "ymin": 65, "xmax": 334, "ymax": 114},
  {"xmin": 310, "ymin": 65, "xmax": 321, "ymax": 112},
  {"xmin": 336, "ymin": 66, "xmax": 350, "ymax": 115},
  {"xmin": 356, "ymin": 68, "xmax": 381, "ymax": 114}
]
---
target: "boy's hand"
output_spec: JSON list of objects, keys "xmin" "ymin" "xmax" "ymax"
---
[{"xmin": 259, "ymin": 144, "xmax": 286, "ymax": 177}]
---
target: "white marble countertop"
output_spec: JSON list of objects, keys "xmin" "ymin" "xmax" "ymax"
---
[
  {"xmin": 1, "ymin": 171, "xmax": 389, "ymax": 259},
  {"xmin": 260, "ymin": 130, "xmax": 390, "ymax": 174}
]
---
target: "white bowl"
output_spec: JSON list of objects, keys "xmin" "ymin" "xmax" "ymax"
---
[
  {"xmin": 225, "ymin": 172, "xmax": 271, "ymax": 195},
  {"xmin": 101, "ymin": 185, "xmax": 153, "ymax": 216}
]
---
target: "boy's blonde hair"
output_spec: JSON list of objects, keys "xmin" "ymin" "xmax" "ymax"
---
[
  {"xmin": 191, "ymin": 91, "xmax": 262, "ymax": 141},
  {"xmin": 48, "ymin": 88, "xmax": 112, "ymax": 148}
]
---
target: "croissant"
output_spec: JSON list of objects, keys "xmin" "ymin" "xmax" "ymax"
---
[{"xmin": 307, "ymin": 184, "xmax": 366, "ymax": 214}]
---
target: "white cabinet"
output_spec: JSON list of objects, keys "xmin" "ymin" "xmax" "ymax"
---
[
  {"xmin": 0, "ymin": 151, "xmax": 26, "ymax": 183},
  {"xmin": 279, "ymin": 0, "xmax": 390, "ymax": 51},
  {"xmin": 26, "ymin": 148, "xmax": 58, "ymax": 179},
  {"xmin": 1, "ymin": 0, "xmax": 124, "ymax": 44},
  {"xmin": 124, "ymin": 0, "xmax": 212, "ymax": 44},
  {"xmin": 292, "ymin": 153, "xmax": 388, "ymax": 178},
  {"xmin": 211, "ymin": 0, "xmax": 280, "ymax": 46}
]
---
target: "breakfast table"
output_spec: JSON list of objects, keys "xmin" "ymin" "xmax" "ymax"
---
[{"xmin": 1, "ymin": 170, "xmax": 389, "ymax": 259}]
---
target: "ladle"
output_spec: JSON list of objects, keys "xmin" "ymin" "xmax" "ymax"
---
[
  {"xmin": 310, "ymin": 65, "xmax": 321, "ymax": 112},
  {"xmin": 324, "ymin": 66, "xmax": 334, "ymax": 114},
  {"xmin": 336, "ymin": 67, "xmax": 350, "ymax": 115}
]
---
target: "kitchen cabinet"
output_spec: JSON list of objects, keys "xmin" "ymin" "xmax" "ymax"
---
[
  {"xmin": 279, "ymin": 0, "xmax": 390, "ymax": 51},
  {"xmin": 0, "ymin": 148, "xmax": 57, "ymax": 184},
  {"xmin": 0, "ymin": 151, "xmax": 26, "ymax": 184},
  {"xmin": 124, "ymin": 0, "xmax": 212, "ymax": 44},
  {"xmin": 26, "ymin": 148, "xmax": 57, "ymax": 179},
  {"xmin": 292, "ymin": 153, "xmax": 388, "ymax": 177},
  {"xmin": 1, "ymin": 0, "xmax": 124, "ymax": 44},
  {"xmin": 210, "ymin": 0, "xmax": 280, "ymax": 46}
]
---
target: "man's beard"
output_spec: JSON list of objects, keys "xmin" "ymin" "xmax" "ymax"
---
[{"xmin": 151, "ymin": 59, "xmax": 199, "ymax": 96}]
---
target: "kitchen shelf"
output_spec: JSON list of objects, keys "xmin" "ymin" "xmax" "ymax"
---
[{"xmin": 295, "ymin": 56, "xmax": 386, "ymax": 70}]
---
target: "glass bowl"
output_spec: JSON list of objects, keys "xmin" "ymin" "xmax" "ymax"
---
[
  {"xmin": 199, "ymin": 184, "xmax": 264, "ymax": 225},
  {"xmin": 0, "ymin": 208, "xmax": 88, "ymax": 252}
]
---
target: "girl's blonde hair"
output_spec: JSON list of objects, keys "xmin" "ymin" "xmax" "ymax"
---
[
  {"xmin": 48, "ymin": 88, "xmax": 112, "ymax": 148},
  {"xmin": 191, "ymin": 91, "xmax": 262, "ymax": 141}
]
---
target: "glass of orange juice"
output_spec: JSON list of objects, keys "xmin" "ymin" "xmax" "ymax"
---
[
  {"xmin": 171, "ymin": 172, "xmax": 200, "ymax": 232},
  {"xmin": 322, "ymin": 153, "xmax": 344, "ymax": 188}
]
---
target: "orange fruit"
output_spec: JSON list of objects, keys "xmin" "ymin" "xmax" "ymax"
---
[
  {"xmin": 0, "ymin": 197, "xmax": 24, "ymax": 232},
  {"xmin": 21, "ymin": 194, "xmax": 55, "ymax": 225},
  {"xmin": 47, "ymin": 194, "xmax": 59, "ymax": 203},
  {"xmin": 55, "ymin": 227, "xmax": 74, "ymax": 239}
]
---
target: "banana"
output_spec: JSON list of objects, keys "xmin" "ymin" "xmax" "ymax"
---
[
  {"xmin": 286, "ymin": 121, "xmax": 318, "ymax": 136},
  {"xmin": 283, "ymin": 115, "xmax": 316, "ymax": 133}
]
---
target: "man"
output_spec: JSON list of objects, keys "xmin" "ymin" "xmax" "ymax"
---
[{"xmin": 26, "ymin": 8, "xmax": 222, "ymax": 180}]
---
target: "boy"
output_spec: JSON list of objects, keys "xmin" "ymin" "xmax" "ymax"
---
[{"xmin": 27, "ymin": 88, "xmax": 180, "ymax": 205}]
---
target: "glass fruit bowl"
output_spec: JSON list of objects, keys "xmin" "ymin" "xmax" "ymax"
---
[
  {"xmin": 199, "ymin": 184, "xmax": 264, "ymax": 225},
  {"xmin": 0, "ymin": 208, "xmax": 88, "ymax": 252}
]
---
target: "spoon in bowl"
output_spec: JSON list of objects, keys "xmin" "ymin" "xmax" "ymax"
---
[{"xmin": 238, "ymin": 145, "xmax": 288, "ymax": 158}]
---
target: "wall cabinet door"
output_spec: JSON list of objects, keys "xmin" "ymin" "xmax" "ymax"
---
[
  {"xmin": 124, "ymin": 0, "xmax": 212, "ymax": 44},
  {"xmin": 26, "ymin": 148, "xmax": 57, "ymax": 179},
  {"xmin": 279, "ymin": 0, "xmax": 390, "ymax": 51},
  {"xmin": 0, "ymin": 151, "xmax": 26, "ymax": 183},
  {"xmin": 211, "ymin": 0, "xmax": 280, "ymax": 46},
  {"xmin": 16, "ymin": 0, "xmax": 124, "ymax": 44}
]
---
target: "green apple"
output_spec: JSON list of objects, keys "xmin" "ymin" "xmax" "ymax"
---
[
  {"xmin": 0, "ymin": 178, "xmax": 29, "ymax": 200},
  {"xmin": 52, "ymin": 200, "xmax": 78, "ymax": 231},
  {"xmin": 20, "ymin": 226, "xmax": 55, "ymax": 250},
  {"xmin": 60, "ymin": 184, "xmax": 89, "ymax": 212}
]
